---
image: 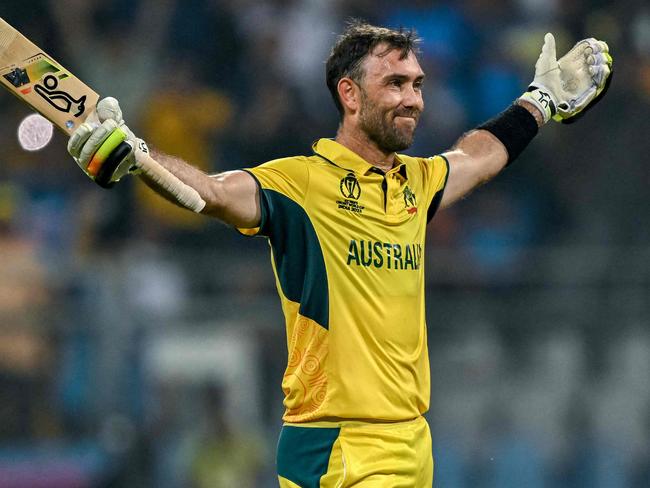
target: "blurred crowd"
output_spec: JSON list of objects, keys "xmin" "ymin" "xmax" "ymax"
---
[{"xmin": 0, "ymin": 0, "xmax": 649, "ymax": 486}]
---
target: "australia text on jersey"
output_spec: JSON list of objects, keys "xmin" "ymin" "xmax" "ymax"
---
[{"xmin": 347, "ymin": 239, "xmax": 422, "ymax": 270}]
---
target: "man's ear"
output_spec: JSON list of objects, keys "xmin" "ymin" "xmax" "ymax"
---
[{"xmin": 337, "ymin": 77, "xmax": 360, "ymax": 114}]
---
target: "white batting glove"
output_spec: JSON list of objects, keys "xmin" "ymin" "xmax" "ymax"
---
[
  {"xmin": 67, "ymin": 97, "xmax": 146, "ymax": 188},
  {"xmin": 519, "ymin": 33, "xmax": 613, "ymax": 124}
]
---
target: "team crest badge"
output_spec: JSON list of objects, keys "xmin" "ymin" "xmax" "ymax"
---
[{"xmin": 404, "ymin": 186, "xmax": 417, "ymax": 214}]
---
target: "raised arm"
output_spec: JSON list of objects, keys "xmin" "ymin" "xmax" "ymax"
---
[
  {"xmin": 67, "ymin": 97, "xmax": 262, "ymax": 228},
  {"xmin": 440, "ymin": 101, "xmax": 542, "ymax": 209},
  {"xmin": 143, "ymin": 150, "xmax": 262, "ymax": 228},
  {"xmin": 440, "ymin": 33, "xmax": 612, "ymax": 209}
]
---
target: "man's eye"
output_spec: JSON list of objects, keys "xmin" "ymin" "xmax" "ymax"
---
[{"xmin": 389, "ymin": 79, "xmax": 401, "ymax": 87}]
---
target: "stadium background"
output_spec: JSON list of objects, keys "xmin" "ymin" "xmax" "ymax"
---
[{"xmin": 0, "ymin": 0, "xmax": 648, "ymax": 486}]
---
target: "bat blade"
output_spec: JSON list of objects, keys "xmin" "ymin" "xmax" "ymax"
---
[
  {"xmin": 0, "ymin": 17, "xmax": 98, "ymax": 134},
  {"xmin": 0, "ymin": 17, "xmax": 206, "ymax": 211}
]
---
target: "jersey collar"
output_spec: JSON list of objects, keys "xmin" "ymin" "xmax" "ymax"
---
[{"xmin": 312, "ymin": 138, "xmax": 407, "ymax": 180}]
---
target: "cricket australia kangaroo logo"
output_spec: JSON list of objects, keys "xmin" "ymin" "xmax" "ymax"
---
[
  {"xmin": 34, "ymin": 74, "xmax": 86, "ymax": 117},
  {"xmin": 403, "ymin": 185, "xmax": 417, "ymax": 214}
]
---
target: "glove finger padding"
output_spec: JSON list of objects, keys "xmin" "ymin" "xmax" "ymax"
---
[
  {"xmin": 77, "ymin": 119, "xmax": 119, "ymax": 167},
  {"xmin": 521, "ymin": 33, "xmax": 562, "ymax": 123},
  {"xmin": 589, "ymin": 62, "xmax": 611, "ymax": 88},
  {"xmin": 584, "ymin": 39, "xmax": 609, "ymax": 55},
  {"xmin": 86, "ymin": 126, "xmax": 131, "ymax": 178},
  {"xmin": 94, "ymin": 139, "xmax": 134, "ymax": 188},
  {"xmin": 67, "ymin": 122, "xmax": 94, "ymax": 159},
  {"xmin": 88, "ymin": 125, "xmax": 143, "ymax": 186},
  {"xmin": 66, "ymin": 95, "xmax": 144, "ymax": 187},
  {"xmin": 536, "ymin": 33, "xmax": 559, "ymax": 75},
  {"xmin": 96, "ymin": 97, "xmax": 124, "ymax": 124},
  {"xmin": 106, "ymin": 138, "xmax": 144, "ymax": 184},
  {"xmin": 554, "ymin": 37, "xmax": 613, "ymax": 122}
]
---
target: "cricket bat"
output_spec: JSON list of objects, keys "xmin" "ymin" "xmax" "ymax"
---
[{"xmin": 0, "ymin": 17, "xmax": 205, "ymax": 212}]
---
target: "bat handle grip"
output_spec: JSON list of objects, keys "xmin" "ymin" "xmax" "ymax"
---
[{"xmin": 134, "ymin": 143, "xmax": 207, "ymax": 213}]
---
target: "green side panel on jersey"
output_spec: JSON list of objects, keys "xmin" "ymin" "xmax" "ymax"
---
[
  {"xmin": 259, "ymin": 189, "xmax": 329, "ymax": 329},
  {"xmin": 277, "ymin": 425, "xmax": 340, "ymax": 487}
]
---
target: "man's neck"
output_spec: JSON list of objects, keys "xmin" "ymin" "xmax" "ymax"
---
[{"xmin": 335, "ymin": 125, "xmax": 396, "ymax": 173}]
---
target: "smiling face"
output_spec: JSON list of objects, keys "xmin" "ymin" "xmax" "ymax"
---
[{"xmin": 355, "ymin": 45, "xmax": 425, "ymax": 153}]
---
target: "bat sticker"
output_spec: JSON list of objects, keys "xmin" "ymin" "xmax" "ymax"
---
[
  {"xmin": 34, "ymin": 74, "xmax": 86, "ymax": 117},
  {"xmin": 3, "ymin": 67, "xmax": 30, "ymax": 87}
]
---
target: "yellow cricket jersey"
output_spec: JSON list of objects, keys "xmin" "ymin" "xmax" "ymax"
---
[{"xmin": 239, "ymin": 138, "xmax": 449, "ymax": 423}]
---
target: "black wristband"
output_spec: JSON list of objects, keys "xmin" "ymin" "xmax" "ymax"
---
[{"xmin": 477, "ymin": 104, "xmax": 538, "ymax": 166}]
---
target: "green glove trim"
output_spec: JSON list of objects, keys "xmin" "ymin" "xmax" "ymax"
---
[
  {"xmin": 95, "ymin": 141, "xmax": 133, "ymax": 189},
  {"xmin": 86, "ymin": 128, "xmax": 127, "ymax": 177}
]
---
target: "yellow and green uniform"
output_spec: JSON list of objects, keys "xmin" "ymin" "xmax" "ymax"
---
[{"xmin": 239, "ymin": 138, "xmax": 449, "ymax": 486}]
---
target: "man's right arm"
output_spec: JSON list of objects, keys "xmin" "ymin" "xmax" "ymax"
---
[
  {"xmin": 141, "ymin": 149, "xmax": 262, "ymax": 228},
  {"xmin": 67, "ymin": 97, "xmax": 262, "ymax": 229}
]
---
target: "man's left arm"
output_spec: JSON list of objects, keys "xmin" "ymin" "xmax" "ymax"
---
[{"xmin": 439, "ymin": 33, "xmax": 612, "ymax": 209}]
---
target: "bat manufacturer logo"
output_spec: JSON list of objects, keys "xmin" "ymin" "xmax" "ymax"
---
[
  {"xmin": 34, "ymin": 74, "xmax": 86, "ymax": 117},
  {"xmin": 537, "ymin": 90, "xmax": 552, "ymax": 109}
]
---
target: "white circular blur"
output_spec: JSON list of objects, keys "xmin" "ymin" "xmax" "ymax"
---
[{"xmin": 17, "ymin": 114, "xmax": 54, "ymax": 151}]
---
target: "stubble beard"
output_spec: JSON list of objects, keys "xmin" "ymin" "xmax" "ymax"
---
[{"xmin": 358, "ymin": 89, "xmax": 419, "ymax": 153}]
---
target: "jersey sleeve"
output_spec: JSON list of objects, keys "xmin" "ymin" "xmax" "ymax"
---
[
  {"xmin": 237, "ymin": 156, "xmax": 310, "ymax": 237},
  {"xmin": 420, "ymin": 155, "xmax": 450, "ymax": 222}
]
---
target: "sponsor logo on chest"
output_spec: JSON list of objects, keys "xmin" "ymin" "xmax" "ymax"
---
[{"xmin": 403, "ymin": 185, "xmax": 418, "ymax": 214}]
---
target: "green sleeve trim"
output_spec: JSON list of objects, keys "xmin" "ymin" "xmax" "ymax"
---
[
  {"xmin": 427, "ymin": 154, "xmax": 450, "ymax": 223},
  {"xmin": 235, "ymin": 169, "xmax": 267, "ymax": 237}
]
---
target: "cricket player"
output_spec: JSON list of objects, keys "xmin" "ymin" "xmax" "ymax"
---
[{"xmin": 67, "ymin": 22, "xmax": 612, "ymax": 487}]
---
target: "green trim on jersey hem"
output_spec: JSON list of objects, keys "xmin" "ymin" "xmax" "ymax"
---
[{"xmin": 277, "ymin": 425, "xmax": 341, "ymax": 488}]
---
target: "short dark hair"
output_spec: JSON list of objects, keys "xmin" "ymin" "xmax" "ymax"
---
[{"xmin": 326, "ymin": 20, "xmax": 421, "ymax": 119}]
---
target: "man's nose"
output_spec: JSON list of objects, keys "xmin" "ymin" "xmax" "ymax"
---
[{"xmin": 402, "ymin": 84, "xmax": 423, "ymax": 110}]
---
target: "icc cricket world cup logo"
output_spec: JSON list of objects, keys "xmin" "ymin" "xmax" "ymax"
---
[{"xmin": 340, "ymin": 172, "xmax": 361, "ymax": 200}]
